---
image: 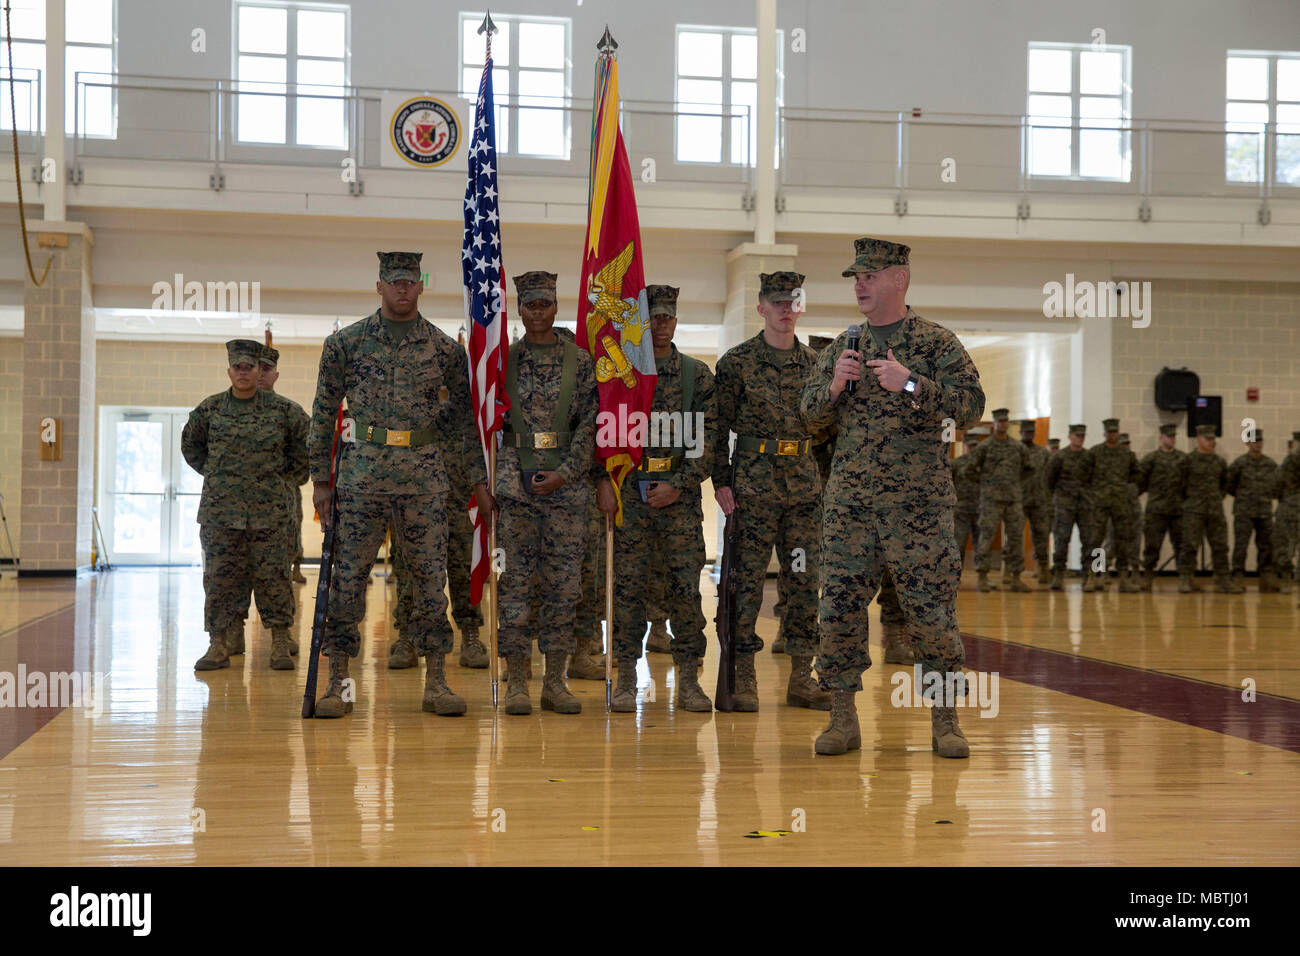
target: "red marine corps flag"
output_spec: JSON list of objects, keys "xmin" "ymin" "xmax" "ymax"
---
[{"xmin": 578, "ymin": 26, "xmax": 656, "ymax": 518}]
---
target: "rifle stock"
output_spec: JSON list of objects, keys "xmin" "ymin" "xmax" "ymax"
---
[
  {"xmin": 714, "ymin": 509, "xmax": 740, "ymax": 712},
  {"xmin": 301, "ymin": 437, "xmax": 343, "ymax": 719}
]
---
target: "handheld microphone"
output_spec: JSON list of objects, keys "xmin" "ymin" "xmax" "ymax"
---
[{"xmin": 845, "ymin": 324, "xmax": 861, "ymax": 395}]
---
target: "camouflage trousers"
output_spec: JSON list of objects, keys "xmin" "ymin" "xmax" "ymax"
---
[
  {"xmin": 611, "ymin": 484, "xmax": 707, "ymax": 663},
  {"xmin": 953, "ymin": 508, "xmax": 980, "ymax": 559},
  {"xmin": 1088, "ymin": 496, "xmax": 1136, "ymax": 572},
  {"xmin": 200, "ymin": 523, "xmax": 293, "ymax": 634},
  {"xmin": 975, "ymin": 500, "xmax": 1024, "ymax": 574},
  {"xmin": 1102, "ymin": 501, "xmax": 1143, "ymax": 569},
  {"xmin": 1231, "ymin": 513, "xmax": 1273, "ymax": 574},
  {"xmin": 1142, "ymin": 511, "xmax": 1183, "ymax": 573},
  {"xmin": 1023, "ymin": 500, "xmax": 1051, "ymax": 571},
  {"xmin": 1274, "ymin": 497, "xmax": 1300, "ymax": 579},
  {"xmin": 732, "ymin": 491, "xmax": 820, "ymax": 658},
  {"xmin": 391, "ymin": 482, "xmax": 483, "ymax": 639},
  {"xmin": 324, "ymin": 491, "xmax": 449, "ymax": 659},
  {"xmin": 496, "ymin": 485, "xmax": 588, "ymax": 659},
  {"xmin": 1052, "ymin": 496, "xmax": 1092, "ymax": 568},
  {"xmin": 286, "ymin": 479, "xmax": 304, "ymax": 568},
  {"xmin": 818, "ymin": 502, "xmax": 965, "ymax": 691},
  {"xmin": 876, "ymin": 567, "xmax": 904, "ymax": 625},
  {"xmin": 1180, "ymin": 509, "xmax": 1229, "ymax": 575}
]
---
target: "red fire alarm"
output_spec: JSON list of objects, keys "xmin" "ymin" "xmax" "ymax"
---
[{"xmin": 1246, "ymin": 387, "xmax": 1259, "ymax": 402}]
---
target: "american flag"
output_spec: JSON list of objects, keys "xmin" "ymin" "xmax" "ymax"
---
[{"xmin": 462, "ymin": 56, "xmax": 509, "ymax": 606}]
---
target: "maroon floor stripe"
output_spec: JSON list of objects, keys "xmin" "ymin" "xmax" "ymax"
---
[
  {"xmin": 0, "ymin": 606, "xmax": 78, "ymax": 761},
  {"xmin": 961, "ymin": 631, "xmax": 1300, "ymax": 754}
]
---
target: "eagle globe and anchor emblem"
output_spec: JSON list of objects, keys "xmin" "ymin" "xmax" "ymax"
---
[
  {"xmin": 586, "ymin": 241, "xmax": 652, "ymax": 388},
  {"xmin": 390, "ymin": 96, "xmax": 461, "ymax": 167}
]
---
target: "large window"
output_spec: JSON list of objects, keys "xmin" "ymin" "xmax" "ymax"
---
[
  {"xmin": 675, "ymin": 25, "xmax": 781, "ymax": 166},
  {"xmin": 1226, "ymin": 51, "xmax": 1300, "ymax": 186},
  {"xmin": 233, "ymin": 1, "xmax": 349, "ymax": 148},
  {"xmin": 459, "ymin": 12, "xmax": 570, "ymax": 158},
  {"xmin": 1026, "ymin": 42, "xmax": 1131, "ymax": 180},
  {"xmin": 0, "ymin": 0, "xmax": 116, "ymax": 137}
]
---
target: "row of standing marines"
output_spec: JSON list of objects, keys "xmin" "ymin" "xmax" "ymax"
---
[{"xmin": 179, "ymin": 236, "xmax": 1300, "ymax": 760}]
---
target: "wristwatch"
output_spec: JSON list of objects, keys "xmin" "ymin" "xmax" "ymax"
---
[{"xmin": 903, "ymin": 373, "xmax": 921, "ymax": 410}]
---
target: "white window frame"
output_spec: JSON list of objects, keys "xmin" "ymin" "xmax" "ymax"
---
[
  {"xmin": 1026, "ymin": 40, "xmax": 1132, "ymax": 182},
  {"xmin": 1225, "ymin": 50, "xmax": 1300, "ymax": 188},
  {"xmin": 231, "ymin": 0, "xmax": 351, "ymax": 149},
  {"xmin": 0, "ymin": 0, "xmax": 118, "ymax": 139},
  {"xmin": 674, "ymin": 24, "xmax": 782, "ymax": 167},
  {"xmin": 458, "ymin": 10, "xmax": 572, "ymax": 160}
]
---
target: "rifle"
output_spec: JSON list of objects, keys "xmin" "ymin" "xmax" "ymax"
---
[
  {"xmin": 714, "ymin": 507, "xmax": 740, "ymax": 712},
  {"xmin": 301, "ymin": 427, "xmax": 344, "ymax": 719}
]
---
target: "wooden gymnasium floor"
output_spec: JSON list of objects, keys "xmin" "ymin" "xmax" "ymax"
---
[{"xmin": 0, "ymin": 565, "xmax": 1297, "ymax": 866}]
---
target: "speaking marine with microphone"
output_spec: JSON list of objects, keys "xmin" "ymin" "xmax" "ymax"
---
[{"xmin": 799, "ymin": 238, "xmax": 984, "ymax": 758}]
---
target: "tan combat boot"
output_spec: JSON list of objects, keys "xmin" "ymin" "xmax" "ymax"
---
[
  {"xmin": 458, "ymin": 627, "xmax": 489, "ymax": 668},
  {"xmin": 881, "ymin": 621, "xmax": 914, "ymax": 665},
  {"xmin": 503, "ymin": 654, "xmax": 531, "ymax": 715},
  {"xmin": 1050, "ymin": 566, "xmax": 1065, "ymax": 591},
  {"xmin": 503, "ymin": 656, "xmax": 533, "ymax": 682},
  {"xmin": 1082, "ymin": 570, "xmax": 1100, "ymax": 592},
  {"xmin": 1219, "ymin": 573, "xmax": 1244, "ymax": 594},
  {"xmin": 226, "ymin": 625, "xmax": 245, "ymax": 656},
  {"xmin": 771, "ymin": 617, "xmax": 786, "ymax": 654},
  {"xmin": 787, "ymin": 656, "xmax": 832, "ymax": 710},
  {"xmin": 1005, "ymin": 573, "xmax": 1031, "ymax": 592},
  {"xmin": 1276, "ymin": 573, "xmax": 1291, "ymax": 594},
  {"xmin": 1258, "ymin": 571, "xmax": 1280, "ymax": 594},
  {"xmin": 814, "ymin": 690, "xmax": 861, "ymax": 756},
  {"xmin": 1179, "ymin": 572, "xmax": 1198, "ymax": 593},
  {"xmin": 977, "ymin": 572, "xmax": 996, "ymax": 592},
  {"xmin": 733, "ymin": 653, "xmax": 759, "ymax": 712},
  {"xmin": 1140, "ymin": 569, "xmax": 1155, "ymax": 592},
  {"xmin": 388, "ymin": 636, "xmax": 418, "ymax": 669},
  {"xmin": 675, "ymin": 657, "xmax": 712, "ymax": 712},
  {"xmin": 315, "ymin": 655, "xmax": 353, "ymax": 718},
  {"xmin": 610, "ymin": 659, "xmax": 638, "ymax": 713},
  {"xmin": 292, "ymin": 561, "xmax": 307, "ymax": 584},
  {"xmin": 1119, "ymin": 569, "xmax": 1140, "ymax": 593},
  {"xmin": 567, "ymin": 630, "xmax": 606, "ymax": 680},
  {"xmin": 645, "ymin": 620, "xmax": 672, "ymax": 654},
  {"xmin": 540, "ymin": 652, "xmax": 581, "ymax": 714},
  {"xmin": 194, "ymin": 631, "xmax": 231, "ymax": 671},
  {"xmin": 269, "ymin": 626, "xmax": 294, "ymax": 670},
  {"xmin": 422, "ymin": 654, "xmax": 467, "ymax": 715},
  {"xmin": 931, "ymin": 706, "xmax": 970, "ymax": 758},
  {"xmin": 1037, "ymin": 565, "xmax": 1052, "ymax": 586}
]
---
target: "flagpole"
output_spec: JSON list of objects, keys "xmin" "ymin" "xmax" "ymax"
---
[
  {"xmin": 604, "ymin": 513, "xmax": 614, "ymax": 710},
  {"xmin": 488, "ymin": 444, "xmax": 499, "ymax": 709}
]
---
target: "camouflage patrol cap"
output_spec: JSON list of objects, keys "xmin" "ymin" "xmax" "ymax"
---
[
  {"xmin": 1196, "ymin": 424, "xmax": 1217, "ymax": 438},
  {"xmin": 1047, "ymin": 438, "xmax": 1060, "ymax": 449},
  {"xmin": 841, "ymin": 237, "xmax": 910, "ymax": 277},
  {"xmin": 260, "ymin": 345, "xmax": 279, "ymax": 367},
  {"xmin": 1102, "ymin": 418, "xmax": 1120, "ymax": 432},
  {"xmin": 991, "ymin": 408, "xmax": 1010, "ymax": 421},
  {"xmin": 646, "ymin": 284, "xmax": 680, "ymax": 317},
  {"xmin": 963, "ymin": 432, "xmax": 980, "ymax": 445},
  {"xmin": 1248, "ymin": 428, "xmax": 1263, "ymax": 441},
  {"xmin": 759, "ymin": 271, "xmax": 805, "ymax": 302},
  {"xmin": 513, "ymin": 271, "xmax": 558, "ymax": 304},
  {"xmin": 1159, "ymin": 424, "xmax": 1177, "ymax": 437},
  {"xmin": 1068, "ymin": 424, "xmax": 1087, "ymax": 436},
  {"xmin": 377, "ymin": 251, "xmax": 423, "ymax": 283},
  {"xmin": 1019, "ymin": 419, "xmax": 1037, "ymax": 432},
  {"xmin": 226, "ymin": 338, "xmax": 263, "ymax": 366},
  {"xmin": 1119, "ymin": 433, "xmax": 1131, "ymax": 445}
]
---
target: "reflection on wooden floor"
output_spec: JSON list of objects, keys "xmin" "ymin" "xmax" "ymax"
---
[{"xmin": 0, "ymin": 567, "xmax": 1297, "ymax": 866}]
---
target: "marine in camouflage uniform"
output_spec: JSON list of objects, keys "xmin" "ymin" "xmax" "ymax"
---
[
  {"xmin": 256, "ymin": 346, "xmax": 310, "ymax": 587},
  {"xmin": 1045, "ymin": 423, "xmax": 1093, "ymax": 589},
  {"xmin": 967, "ymin": 408, "xmax": 1032, "ymax": 592},
  {"xmin": 1179, "ymin": 424, "xmax": 1237, "ymax": 593},
  {"xmin": 1019, "ymin": 419, "xmax": 1052, "ymax": 585},
  {"xmin": 1226, "ymin": 427, "xmax": 1280, "ymax": 592},
  {"xmin": 1102, "ymin": 433, "xmax": 1144, "ymax": 573},
  {"xmin": 951, "ymin": 432, "xmax": 982, "ymax": 565},
  {"xmin": 1136, "ymin": 423, "xmax": 1186, "ymax": 591},
  {"xmin": 494, "ymin": 271, "xmax": 603, "ymax": 716},
  {"xmin": 1273, "ymin": 433, "xmax": 1300, "ymax": 596},
  {"xmin": 185, "ymin": 339, "xmax": 309, "ymax": 672},
  {"xmin": 713, "ymin": 271, "xmax": 833, "ymax": 713},
  {"xmin": 1083, "ymin": 418, "xmax": 1140, "ymax": 592},
  {"xmin": 801, "ymin": 237, "xmax": 985, "ymax": 758},
  {"xmin": 609, "ymin": 285, "xmax": 715, "ymax": 712},
  {"xmin": 308, "ymin": 252, "xmax": 488, "ymax": 718}
]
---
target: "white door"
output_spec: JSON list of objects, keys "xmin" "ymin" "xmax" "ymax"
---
[{"xmin": 99, "ymin": 408, "xmax": 202, "ymax": 565}]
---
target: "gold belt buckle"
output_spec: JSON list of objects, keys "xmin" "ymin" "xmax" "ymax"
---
[
  {"xmin": 533, "ymin": 432, "xmax": 558, "ymax": 450},
  {"xmin": 387, "ymin": 430, "xmax": 411, "ymax": 447},
  {"xmin": 645, "ymin": 457, "xmax": 672, "ymax": 472},
  {"xmin": 777, "ymin": 440, "xmax": 800, "ymax": 456}
]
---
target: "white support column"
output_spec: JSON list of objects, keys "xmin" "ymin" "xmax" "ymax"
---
[
  {"xmin": 754, "ymin": 0, "xmax": 776, "ymax": 245},
  {"xmin": 44, "ymin": 0, "xmax": 67, "ymax": 222}
]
